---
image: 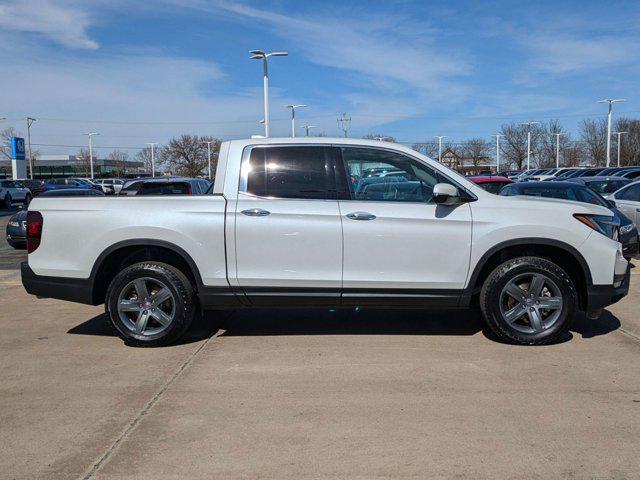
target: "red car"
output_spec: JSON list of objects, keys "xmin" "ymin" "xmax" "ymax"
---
[{"xmin": 468, "ymin": 175, "xmax": 514, "ymax": 194}]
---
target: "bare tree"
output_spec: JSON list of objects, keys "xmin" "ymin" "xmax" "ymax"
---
[
  {"xmin": 579, "ymin": 119, "xmax": 607, "ymax": 166},
  {"xmin": 563, "ymin": 143, "xmax": 585, "ymax": 167},
  {"xmin": 461, "ymin": 138, "xmax": 492, "ymax": 170},
  {"xmin": 499, "ymin": 123, "xmax": 529, "ymax": 170},
  {"xmin": 75, "ymin": 148, "xmax": 92, "ymax": 177},
  {"xmin": 106, "ymin": 150, "xmax": 129, "ymax": 176},
  {"xmin": 614, "ymin": 117, "xmax": 640, "ymax": 166},
  {"xmin": 0, "ymin": 126, "xmax": 20, "ymax": 162},
  {"xmin": 136, "ymin": 146, "xmax": 163, "ymax": 174},
  {"xmin": 537, "ymin": 119, "xmax": 571, "ymax": 167},
  {"xmin": 160, "ymin": 135, "xmax": 221, "ymax": 178}
]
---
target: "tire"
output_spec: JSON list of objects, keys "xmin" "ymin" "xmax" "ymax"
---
[
  {"xmin": 2, "ymin": 193, "xmax": 11, "ymax": 209},
  {"xmin": 480, "ymin": 256, "xmax": 577, "ymax": 345},
  {"xmin": 106, "ymin": 262, "xmax": 197, "ymax": 347},
  {"xmin": 24, "ymin": 194, "xmax": 32, "ymax": 206}
]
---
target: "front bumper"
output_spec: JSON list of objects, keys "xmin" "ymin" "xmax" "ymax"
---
[
  {"xmin": 21, "ymin": 262, "xmax": 95, "ymax": 304},
  {"xmin": 585, "ymin": 264, "xmax": 631, "ymax": 311}
]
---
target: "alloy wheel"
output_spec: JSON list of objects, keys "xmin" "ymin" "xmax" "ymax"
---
[
  {"xmin": 117, "ymin": 277, "xmax": 176, "ymax": 336},
  {"xmin": 499, "ymin": 272, "xmax": 563, "ymax": 334}
]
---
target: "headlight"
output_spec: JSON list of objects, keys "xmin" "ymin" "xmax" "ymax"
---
[
  {"xmin": 9, "ymin": 221, "xmax": 19, "ymax": 227},
  {"xmin": 620, "ymin": 223, "xmax": 635, "ymax": 235},
  {"xmin": 574, "ymin": 214, "xmax": 620, "ymax": 240}
]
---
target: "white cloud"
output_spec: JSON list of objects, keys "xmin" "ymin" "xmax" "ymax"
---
[{"xmin": 0, "ymin": 0, "xmax": 98, "ymax": 49}]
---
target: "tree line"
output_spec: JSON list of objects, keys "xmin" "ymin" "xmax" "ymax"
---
[{"xmin": 407, "ymin": 117, "xmax": 640, "ymax": 171}]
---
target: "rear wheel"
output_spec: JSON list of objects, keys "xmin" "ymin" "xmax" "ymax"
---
[
  {"xmin": 106, "ymin": 262, "xmax": 196, "ymax": 347},
  {"xmin": 480, "ymin": 256, "xmax": 577, "ymax": 345}
]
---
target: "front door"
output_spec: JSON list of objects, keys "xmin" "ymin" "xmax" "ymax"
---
[
  {"xmin": 234, "ymin": 145, "xmax": 343, "ymax": 305},
  {"xmin": 337, "ymin": 146, "xmax": 473, "ymax": 306}
]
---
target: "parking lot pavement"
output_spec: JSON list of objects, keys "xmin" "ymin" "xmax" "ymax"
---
[{"xmin": 1, "ymin": 238, "xmax": 639, "ymax": 478}]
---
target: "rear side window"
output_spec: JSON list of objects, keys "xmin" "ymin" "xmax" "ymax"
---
[
  {"xmin": 138, "ymin": 182, "xmax": 191, "ymax": 195},
  {"xmin": 244, "ymin": 146, "xmax": 335, "ymax": 200},
  {"xmin": 617, "ymin": 184, "xmax": 640, "ymax": 201}
]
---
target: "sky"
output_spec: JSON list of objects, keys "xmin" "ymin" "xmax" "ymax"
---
[{"xmin": 0, "ymin": 0, "xmax": 639, "ymax": 156}]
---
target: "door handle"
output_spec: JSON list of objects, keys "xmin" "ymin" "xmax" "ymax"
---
[
  {"xmin": 241, "ymin": 208, "xmax": 271, "ymax": 217},
  {"xmin": 346, "ymin": 211, "xmax": 376, "ymax": 221}
]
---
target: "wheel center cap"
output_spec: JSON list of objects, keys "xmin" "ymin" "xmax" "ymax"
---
[{"xmin": 143, "ymin": 299, "xmax": 153, "ymax": 308}]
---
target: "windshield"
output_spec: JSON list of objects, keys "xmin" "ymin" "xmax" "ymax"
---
[
  {"xmin": 586, "ymin": 180, "xmax": 629, "ymax": 194},
  {"xmin": 515, "ymin": 184, "xmax": 609, "ymax": 207},
  {"xmin": 479, "ymin": 182, "xmax": 509, "ymax": 195}
]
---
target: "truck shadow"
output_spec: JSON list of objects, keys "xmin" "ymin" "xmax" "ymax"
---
[{"xmin": 68, "ymin": 307, "xmax": 621, "ymax": 346}]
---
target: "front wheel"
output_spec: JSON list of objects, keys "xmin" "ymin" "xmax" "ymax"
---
[
  {"xmin": 480, "ymin": 256, "xmax": 577, "ymax": 345},
  {"xmin": 106, "ymin": 262, "xmax": 197, "ymax": 347}
]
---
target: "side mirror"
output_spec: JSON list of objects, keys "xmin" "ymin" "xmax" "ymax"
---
[
  {"xmin": 607, "ymin": 199, "xmax": 617, "ymax": 208},
  {"xmin": 432, "ymin": 183, "xmax": 460, "ymax": 205}
]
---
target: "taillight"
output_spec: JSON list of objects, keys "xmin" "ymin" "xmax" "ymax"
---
[
  {"xmin": 187, "ymin": 185, "xmax": 192, "ymax": 194},
  {"xmin": 26, "ymin": 211, "xmax": 43, "ymax": 253}
]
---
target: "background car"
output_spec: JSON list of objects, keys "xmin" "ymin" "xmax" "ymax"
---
[
  {"xmin": 135, "ymin": 177, "xmax": 212, "ymax": 195},
  {"xmin": 0, "ymin": 179, "xmax": 32, "ymax": 206},
  {"xmin": 41, "ymin": 178, "xmax": 101, "ymax": 194},
  {"xmin": 497, "ymin": 170, "xmax": 522, "ymax": 180},
  {"xmin": 17, "ymin": 179, "xmax": 45, "ymax": 196},
  {"xmin": 5, "ymin": 209, "xmax": 27, "ymax": 249},
  {"xmin": 566, "ymin": 176, "xmax": 631, "ymax": 195},
  {"xmin": 118, "ymin": 178, "xmax": 147, "ymax": 196},
  {"xmin": 500, "ymin": 181, "xmax": 638, "ymax": 259},
  {"xmin": 468, "ymin": 175, "xmax": 514, "ymax": 194},
  {"xmin": 38, "ymin": 188, "xmax": 106, "ymax": 197},
  {"xmin": 93, "ymin": 178, "xmax": 125, "ymax": 194},
  {"xmin": 606, "ymin": 181, "xmax": 640, "ymax": 230}
]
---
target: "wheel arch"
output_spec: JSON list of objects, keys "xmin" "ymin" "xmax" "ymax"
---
[
  {"xmin": 89, "ymin": 239, "xmax": 204, "ymax": 305},
  {"xmin": 464, "ymin": 238, "xmax": 592, "ymax": 309}
]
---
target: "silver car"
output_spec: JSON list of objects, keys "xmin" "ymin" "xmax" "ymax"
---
[
  {"xmin": 608, "ymin": 181, "xmax": 640, "ymax": 228},
  {"xmin": 0, "ymin": 179, "xmax": 32, "ymax": 206}
]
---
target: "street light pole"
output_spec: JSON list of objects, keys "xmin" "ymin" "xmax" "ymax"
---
[
  {"xmin": 434, "ymin": 136, "xmax": 446, "ymax": 162},
  {"xmin": 85, "ymin": 132, "xmax": 99, "ymax": 179},
  {"xmin": 249, "ymin": 50, "xmax": 288, "ymax": 138},
  {"xmin": 493, "ymin": 134, "xmax": 504, "ymax": 173},
  {"xmin": 286, "ymin": 104, "xmax": 307, "ymax": 137},
  {"xmin": 519, "ymin": 122, "xmax": 540, "ymax": 170},
  {"xmin": 204, "ymin": 141, "xmax": 216, "ymax": 179},
  {"xmin": 553, "ymin": 133, "xmax": 565, "ymax": 168},
  {"xmin": 301, "ymin": 124, "xmax": 316, "ymax": 136},
  {"xmin": 613, "ymin": 131, "xmax": 628, "ymax": 167},
  {"xmin": 26, "ymin": 117, "xmax": 36, "ymax": 179},
  {"xmin": 598, "ymin": 98, "xmax": 626, "ymax": 167},
  {"xmin": 145, "ymin": 143, "xmax": 157, "ymax": 177}
]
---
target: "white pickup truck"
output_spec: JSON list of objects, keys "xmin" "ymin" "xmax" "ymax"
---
[{"xmin": 22, "ymin": 138, "xmax": 630, "ymax": 346}]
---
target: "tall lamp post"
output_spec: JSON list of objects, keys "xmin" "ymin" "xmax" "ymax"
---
[
  {"xmin": 553, "ymin": 132, "xmax": 565, "ymax": 168},
  {"xmin": 598, "ymin": 98, "xmax": 625, "ymax": 167},
  {"xmin": 434, "ymin": 136, "xmax": 446, "ymax": 162},
  {"xmin": 301, "ymin": 124, "xmax": 316, "ymax": 136},
  {"xmin": 26, "ymin": 117, "xmax": 36, "ymax": 179},
  {"xmin": 519, "ymin": 121, "xmax": 540, "ymax": 170},
  {"xmin": 85, "ymin": 132, "xmax": 99, "ymax": 179},
  {"xmin": 493, "ymin": 134, "xmax": 503, "ymax": 173},
  {"xmin": 204, "ymin": 140, "xmax": 216, "ymax": 179},
  {"xmin": 286, "ymin": 104, "xmax": 307, "ymax": 137},
  {"xmin": 145, "ymin": 142, "xmax": 157, "ymax": 177},
  {"xmin": 249, "ymin": 50, "xmax": 288, "ymax": 138},
  {"xmin": 613, "ymin": 131, "xmax": 628, "ymax": 167}
]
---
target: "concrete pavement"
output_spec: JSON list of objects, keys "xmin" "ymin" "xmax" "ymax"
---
[{"xmin": 1, "ymin": 241, "xmax": 639, "ymax": 478}]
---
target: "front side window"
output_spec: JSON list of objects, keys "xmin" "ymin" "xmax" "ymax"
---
[
  {"xmin": 341, "ymin": 147, "xmax": 451, "ymax": 203},
  {"xmin": 244, "ymin": 146, "xmax": 335, "ymax": 200}
]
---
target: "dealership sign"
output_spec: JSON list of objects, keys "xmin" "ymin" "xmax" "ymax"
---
[{"xmin": 11, "ymin": 137, "xmax": 26, "ymax": 160}]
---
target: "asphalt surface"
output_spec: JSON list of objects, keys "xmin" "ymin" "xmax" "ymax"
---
[{"xmin": 1, "ymin": 212, "xmax": 639, "ymax": 479}]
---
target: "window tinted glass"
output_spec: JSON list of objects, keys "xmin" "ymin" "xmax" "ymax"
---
[
  {"xmin": 245, "ymin": 146, "xmax": 334, "ymax": 199},
  {"xmin": 342, "ymin": 147, "xmax": 451, "ymax": 203},
  {"xmin": 587, "ymin": 180, "xmax": 628, "ymax": 194},
  {"xmin": 138, "ymin": 182, "xmax": 191, "ymax": 195},
  {"xmin": 618, "ymin": 184, "xmax": 640, "ymax": 201},
  {"xmin": 480, "ymin": 182, "xmax": 508, "ymax": 195}
]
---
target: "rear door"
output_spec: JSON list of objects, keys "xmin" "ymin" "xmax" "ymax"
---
[
  {"xmin": 234, "ymin": 145, "xmax": 343, "ymax": 305},
  {"xmin": 337, "ymin": 146, "xmax": 473, "ymax": 306}
]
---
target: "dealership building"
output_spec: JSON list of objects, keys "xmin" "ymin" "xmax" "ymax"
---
[{"xmin": 0, "ymin": 155, "xmax": 145, "ymax": 178}]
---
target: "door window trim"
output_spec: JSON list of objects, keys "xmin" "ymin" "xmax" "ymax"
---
[
  {"xmin": 238, "ymin": 145, "xmax": 342, "ymax": 201},
  {"xmin": 335, "ymin": 144, "xmax": 477, "ymax": 204}
]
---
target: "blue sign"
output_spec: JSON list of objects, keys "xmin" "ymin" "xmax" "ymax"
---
[{"xmin": 11, "ymin": 137, "xmax": 26, "ymax": 160}]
